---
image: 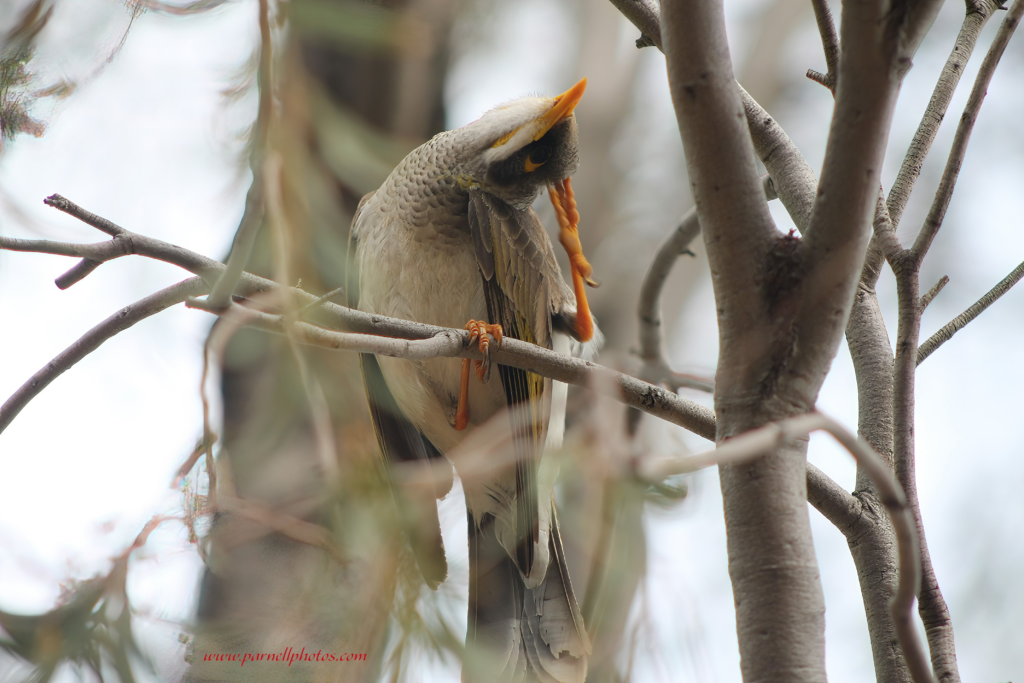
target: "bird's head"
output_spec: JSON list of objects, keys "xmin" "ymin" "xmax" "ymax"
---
[{"xmin": 455, "ymin": 78, "xmax": 586, "ymax": 210}]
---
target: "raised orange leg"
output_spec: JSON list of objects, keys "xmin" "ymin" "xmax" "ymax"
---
[
  {"xmin": 454, "ymin": 320, "xmax": 503, "ymax": 431},
  {"xmin": 548, "ymin": 177, "xmax": 596, "ymax": 342}
]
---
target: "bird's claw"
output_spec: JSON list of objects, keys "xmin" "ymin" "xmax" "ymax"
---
[
  {"xmin": 549, "ymin": 177, "xmax": 595, "ymax": 341},
  {"xmin": 455, "ymin": 320, "xmax": 503, "ymax": 431}
]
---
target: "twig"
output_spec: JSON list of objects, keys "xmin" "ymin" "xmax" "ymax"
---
[
  {"xmin": 43, "ymin": 194, "xmax": 126, "ymax": 237},
  {"xmin": 607, "ymin": 0, "xmax": 662, "ymax": 50},
  {"xmin": 887, "ymin": 0, "xmax": 1002, "ymax": 229},
  {"xmin": 206, "ymin": 0, "xmax": 274, "ymax": 308},
  {"xmin": 892, "ymin": 7, "xmax": 1023, "ymax": 679},
  {"xmin": 187, "ymin": 299, "xmax": 720, "ymax": 441},
  {"xmin": 919, "ymin": 276, "xmax": 949, "ymax": 311},
  {"xmin": 637, "ymin": 174, "xmax": 775, "ymax": 394},
  {"xmin": 807, "ymin": 0, "xmax": 840, "ymax": 92},
  {"xmin": 0, "ymin": 277, "xmax": 208, "ymax": 435},
  {"xmin": 206, "ymin": 182, "xmax": 264, "ymax": 307},
  {"xmin": 917, "ymin": 259, "xmax": 1024, "ymax": 364},
  {"xmin": 637, "ymin": 412, "xmax": 934, "ymax": 683},
  {"xmin": 297, "ymin": 286, "xmax": 345, "ymax": 314},
  {"xmin": 912, "ymin": 0, "xmax": 1024, "ymax": 259},
  {"xmin": 8, "ymin": 193, "xmax": 723, "ymax": 440}
]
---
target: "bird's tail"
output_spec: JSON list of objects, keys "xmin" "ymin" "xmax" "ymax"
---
[{"xmin": 465, "ymin": 502, "xmax": 590, "ymax": 683}]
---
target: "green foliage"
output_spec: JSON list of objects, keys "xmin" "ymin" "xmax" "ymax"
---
[{"xmin": 0, "ymin": 0, "xmax": 51, "ymax": 143}]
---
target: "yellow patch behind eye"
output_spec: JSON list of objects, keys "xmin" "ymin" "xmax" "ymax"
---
[
  {"xmin": 491, "ymin": 126, "xmax": 522, "ymax": 148},
  {"xmin": 525, "ymin": 156, "xmax": 545, "ymax": 172}
]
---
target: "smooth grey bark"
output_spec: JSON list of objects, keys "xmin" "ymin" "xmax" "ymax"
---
[
  {"xmin": 662, "ymin": 0, "xmax": 825, "ymax": 678},
  {"xmin": 659, "ymin": 0, "xmax": 943, "ymax": 678}
]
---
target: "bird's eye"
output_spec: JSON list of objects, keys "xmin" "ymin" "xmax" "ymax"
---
[{"xmin": 524, "ymin": 146, "xmax": 551, "ymax": 172}]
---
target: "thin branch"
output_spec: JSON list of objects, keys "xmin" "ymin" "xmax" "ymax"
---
[
  {"xmin": 807, "ymin": 0, "xmax": 840, "ymax": 92},
  {"xmin": 917, "ymin": 259, "xmax": 1024, "ymax": 365},
  {"xmin": 0, "ymin": 277, "xmax": 208, "ymax": 435},
  {"xmin": 608, "ymin": 0, "xmax": 821, "ymax": 241},
  {"xmin": 43, "ymin": 193, "xmax": 126, "ymax": 237},
  {"xmin": 636, "ymin": 174, "xmax": 775, "ymax": 394},
  {"xmin": 886, "ymin": 0, "xmax": 1003, "ymax": 229},
  {"xmin": 607, "ymin": 0, "xmax": 662, "ymax": 50},
  {"xmin": 188, "ymin": 299, "xmax": 720, "ymax": 441},
  {"xmin": 637, "ymin": 411, "xmax": 934, "ymax": 683},
  {"xmin": 206, "ymin": 182, "xmax": 265, "ymax": 307},
  {"xmin": 806, "ymin": 462, "xmax": 860, "ymax": 530},
  {"xmin": 206, "ymin": 0, "xmax": 274, "ymax": 308},
  {"xmin": 919, "ymin": 275, "xmax": 949, "ymax": 311},
  {"xmin": 912, "ymin": 0, "xmax": 1024, "ymax": 259}
]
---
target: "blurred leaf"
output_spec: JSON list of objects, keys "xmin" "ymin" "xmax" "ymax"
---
[
  {"xmin": 0, "ymin": 519, "xmax": 163, "ymax": 682},
  {"xmin": 289, "ymin": 0, "xmax": 401, "ymax": 54},
  {"xmin": 311, "ymin": 84, "xmax": 417, "ymax": 196},
  {"xmin": 0, "ymin": 0, "xmax": 52, "ymax": 142}
]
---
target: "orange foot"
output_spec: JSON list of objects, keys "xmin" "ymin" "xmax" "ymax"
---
[
  {"xmin": 455, "ymin": 320, "xmax": 504, "ymax": 431},
  {"xmin": 548, "ymin": 177, "xmax": 597, "ymax": 342}
]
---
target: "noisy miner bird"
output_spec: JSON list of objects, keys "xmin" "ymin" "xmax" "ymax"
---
[{"xmin": 349, "ymin": 78, "xmax": 598, "ymax": 683}]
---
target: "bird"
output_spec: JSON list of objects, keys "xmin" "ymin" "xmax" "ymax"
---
[{"xmin": 348, "ymin": 78, "xmax": 596, "ymax": 683}]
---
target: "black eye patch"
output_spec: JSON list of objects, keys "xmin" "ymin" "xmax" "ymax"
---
[{"xmin": 527, "ymin": 144, "xmax": 552, "ymax": 165}]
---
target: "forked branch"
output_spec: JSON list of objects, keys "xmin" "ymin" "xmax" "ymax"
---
[
  {"xmin": 638, "ymin": 412, "xmax": 934, "ymax": 683},
  {"xmin": 917, "ymin": 259, "xmax": 1024, "ymax": 365}
]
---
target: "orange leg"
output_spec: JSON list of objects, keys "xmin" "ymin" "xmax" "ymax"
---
[
  {"xmin": 454, "ymin": 320, "xmax": 504, "ymax": 432},
  {"xmin": 548, "ymin": 177, "xmax": 596, "ymax": 342}
]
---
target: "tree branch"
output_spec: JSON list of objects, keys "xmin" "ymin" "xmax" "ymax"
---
[
  {"xmin": 807, "ymin": 0, "xmax": 840, "ymax": 92},
  {"xmin": 638, "ymin": 412, "xmax": 934, "ymax": 683},
  {"xmin": 43, "ymin": 193, "xmax": 127, "ymax": 237},
  {"xmin": 912, "ymin": 0, "xmax": 1024, "ymax": 260},
  {"xmin": 186, "ymin": 299, "xmax": 719, "ymax": 441},
  {"xmin": 887, "ymin": 0, "xmax": 1003, "ymax": 229},
  {"xmin": 0, "ymin": 277, "xmax": 208, "ymax": 435},
  {"xmin": 636, "ymin": 173, "xmax": 775, "ymax": 394},
  {"xmin": 917, "ymin": 259, "xmax": 1024, "ymax": 365},
  {"xmin": 919, "ymin": 276, "xmax": 949, "ymax": 312},
  {"xmin": 1, "ymin": 200, "xmax": 720, "ymax": 443},
  {"xmin": 607, "ymin": 0, "xmax": 662, "ymax": 50},
  {"xmin": 663, "ymin": 0, "xmax": 776, "ymax": 351},
  {"xmin": 739, "ymin": 88, "xmax": 817, "ymax": 233}
]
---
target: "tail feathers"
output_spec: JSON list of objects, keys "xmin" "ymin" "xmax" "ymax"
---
[{"xmin": 466, "ymin": 507, "xmax": 590, "ymax": 683}]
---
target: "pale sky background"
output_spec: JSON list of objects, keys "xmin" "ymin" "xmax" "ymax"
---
[{"xmin": 1, "ymin": 0, "xmax": 1022, "ymax": 681}]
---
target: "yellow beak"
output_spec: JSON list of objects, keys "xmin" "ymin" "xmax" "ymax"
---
[
  {"xmin": 491, "ymin": 78, "xmax": 587, "ymax": 149},
  {"xmin": 532, "ymin": 77, "xmax": 587, "ymax": 141}
]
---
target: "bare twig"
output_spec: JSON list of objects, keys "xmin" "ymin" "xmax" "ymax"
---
[
  {"xmin": 889, "ymin": 8, "xmax": 1024, "ymax": 679},
  {"xmin": 638, "ymin": 412, "xmax": 934, "ymax": 683},
  {"xmin": 637, "ymin": 174, "xmax": 775, "ymax": 394},
  {"xmin": 43, "ymin": 193, "xmax": 126, "ymax": 237},
  {"xmin": 919, "ymin": 276, "xmax": 949, "ymax": 311},
  {"xmin": 607, "ymin": 0, "xmax": 662, "ymax": 50},
  {"xmin": 917, "ymin": 259, "xmax": 1024, "ymax": 365},
  {"xmin": 187, "ymin": 298, "xmax": 720, "ymax": 441},
  {"xmin": 805, "ymin": 462, "xmax": 860, "ymax": 529},
  {"xmin": 0, "ymin": 277, "xmax": 208, "ymax": 435},
  {"xmin": 912, "ymin": 0, "xmax": 1024, "ymax": 259},
  {"xmin": 807, "ymin": 0, "xmax": 840, "ymax": 92},
  {"xmin": 887, "ymin": 0, "xmax": 1003, "ymax": 229},
  {"xmin": 8, "ymin": 193, "xmax": 723, "ymax": 441}
]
